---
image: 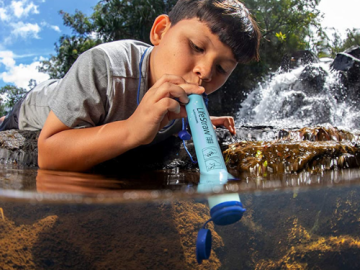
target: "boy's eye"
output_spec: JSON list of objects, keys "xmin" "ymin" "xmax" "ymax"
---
[
  {"xmin": 190, "ymin": 41, "xmax": 204, "ymax": 53},
  {"xmin": 217, "ymin": 65, "xmax": 226, "ymax": 74}
]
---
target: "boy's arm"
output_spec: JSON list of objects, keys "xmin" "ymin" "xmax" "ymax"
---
[
  {"xmin": 38, "ymin": 110, "xmax": 139, "ymax": 172},
  {"xmin": 38, "ymin": 75, "xmax": 204, "ymax": 172}
]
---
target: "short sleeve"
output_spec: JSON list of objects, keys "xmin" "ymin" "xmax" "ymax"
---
[{"xmin": 48, "ymin": 48, "xmax": 111, "ymax": 128}]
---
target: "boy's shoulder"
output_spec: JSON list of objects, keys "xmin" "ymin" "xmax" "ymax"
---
[
  {"xmin": 88, "ymin": 39, "xmax": 152, "ymax": 77},
  {"xmin": 92, "ymin": 39, "xmax": 151, "ymax": 63}
]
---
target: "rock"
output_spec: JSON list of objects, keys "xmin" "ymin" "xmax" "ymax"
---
[
  {"xmin": 295, "ymin": 65, "xmax": 328, "ymax": 96},
  {"xmin": 0, "ymin": 129, "xmax": 197, "ymax": 172},
  {"xmin": 331, "ymin": 46, "xmax": 360, "ymax": 72},
  {"xmin": 224, "ymin": 126, "xmax": 360, "ymax": 174},
  {"xmin": 0, "ymin": 130, "xmax": 39, "ymax": 167},
  {"xmin": 331, "ymin": 46, "xmax": 360, "ymax": 106},
  {"xmin": 1, "ymin": 126, "xmax": 359, "ymax": 174},
  {"xmin": 0, "ymin": 128, "xmax": 245, "ymax": 172}
]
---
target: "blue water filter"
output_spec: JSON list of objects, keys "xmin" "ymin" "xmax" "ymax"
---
[
  {"xmin": 185, "ymin": 94, "xmax": 246, "ymax": 264},
  {"xmin": 185, "ymin": 94, "xmax": 228, "ymax": 177}
]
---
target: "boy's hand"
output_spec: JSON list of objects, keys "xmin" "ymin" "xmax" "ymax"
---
[
  {"xmin": 210, "ymin": 116, "xmax": 236, "ymax": 135},
  {"xmin": 127, "ymin": 74, "xmax": 205, "ymax": 145}
]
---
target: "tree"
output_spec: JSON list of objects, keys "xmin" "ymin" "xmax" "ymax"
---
[
  {"xmin": 0, "ymin": 85, "xmax": 28, "ymax": 116},
  {"xmin": 244, "ymin": 0, "xmax": 324, "ymax": 68},
  {"xmin": 340, "ymin": 28, "xmax": 360, "ymax": 52},
  {"xmin": 318, "ymin": 28, "xmax": 360, "ymax": 58},
  {"xmin": 92, "ymin": 0, "xmax": 176, "ymax": 43},
  {"xmin": 0, "ymin": 79, "xmax": 37, "ymax": 116}
]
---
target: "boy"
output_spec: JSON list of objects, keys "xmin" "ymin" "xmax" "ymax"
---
[{"xmin": 0, "ymin": 0, "xmax": 260, "ymax": 172}]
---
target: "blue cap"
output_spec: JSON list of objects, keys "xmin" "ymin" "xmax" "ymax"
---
[
  {"xmin": 178, "ymin": 130, "xmax": 192, "ymax": 140},
  {"xmin": 196, "ymin": 228, "xmax": 212, "ymax": 264},
  {"xmin": 210, "ymin": 201, "xmax": 246, "ymax": 226}
]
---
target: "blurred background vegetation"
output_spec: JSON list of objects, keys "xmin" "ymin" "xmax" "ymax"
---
[{"xmin": 1, "ymin": 0, "xmax": 359, "ymax": 117}]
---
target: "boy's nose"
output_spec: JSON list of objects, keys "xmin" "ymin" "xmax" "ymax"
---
[{"xmin": 193, "ymin": 65, "xmax": 212, "ymax": 83}]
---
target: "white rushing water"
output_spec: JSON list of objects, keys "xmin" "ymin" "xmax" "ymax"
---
[{"xmin": 236, "ymin": 61, "xmax": 360, "ymax": 131}]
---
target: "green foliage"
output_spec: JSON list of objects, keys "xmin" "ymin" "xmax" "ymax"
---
[
  {"xmin": 342, "ymin": 28, "xmax": 360, "ymax": 49},
  {"xmin": 244, "ymin": 0, "xmax": 324, "ymax": 68},
  {"xmin": 318, "ymin": 28, "xmax": 360, "ymax": 58},
  {"xmin": 0, "ymin": 84, "xmax": 29, "ymax": 116},
  {"xmin": 92, "ymin": 0, "xmax": 176, "ymax": 43},
  {"xmin": 276, "ymin": 32, "xmax": 287, "ymax": 43}
]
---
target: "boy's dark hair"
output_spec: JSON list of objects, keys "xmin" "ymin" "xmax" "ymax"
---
[{"xmin": 168, "ymin": 0, "xmax": 261, "ymax": 63}]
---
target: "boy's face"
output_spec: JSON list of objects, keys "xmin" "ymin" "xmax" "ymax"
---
[{"xmin": 149, "ymin": 16, "xmax": 237, "ymax": 95}]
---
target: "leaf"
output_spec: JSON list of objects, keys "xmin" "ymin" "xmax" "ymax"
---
[{"xmin": 276, "ymin": 31, "xmax": 287, "ymax": 42}]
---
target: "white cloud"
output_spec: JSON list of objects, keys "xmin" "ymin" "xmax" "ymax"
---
[
  {"xmin": 32, "ymin": 55, "xmax": 47, "ymax": 62},
  {"xmin": 50, "ymin": 25, "xmax": 60, "ymax": 32},
  {"xmin": 0, "ymin": 50, "xmax": 49, "ymax": 88},
  {"xmin": 0, "ymin": 51, "xmax": 16, "ymax": 68},
  {"xmin": 11, "ymin": 0, "xmax": 39, "ymax": 18},
  {"xmin": 0, "ymin": 7, "xmax": 9, "ymax": 21},
  {"xmin": 41, "ymin": 21, "xmax": 61, "ymax": 33},
  {"xmin": 1, "ymin": 0, "xmax": 60, "ymax": 45},
  {"xmin": 10, "ymin": 21, "xmax": 41, "ymax": 39},
  {"xmin": 0, "ymin": 0, "xmax": 39, "ymax": 22}
]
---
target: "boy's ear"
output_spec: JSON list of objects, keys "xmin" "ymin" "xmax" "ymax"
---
[{"xmin": 150, "ymin": 15, "xmax": 171, "ymax": 46}]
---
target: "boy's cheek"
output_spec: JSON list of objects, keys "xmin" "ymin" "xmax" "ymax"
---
[{"xmin": 204, "ymin": 81, "xmax": 226, "ymax": 95}]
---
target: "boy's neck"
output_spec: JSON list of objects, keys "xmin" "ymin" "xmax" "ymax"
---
[{"xmin": 147, "ymin": 50, "xmax": 155, "ymax": 89}]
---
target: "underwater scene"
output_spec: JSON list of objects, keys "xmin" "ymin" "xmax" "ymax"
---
[
  {"xmin": 1, "ymin": 0, "xmax": 360, "ymax": 269},
  {"xmin": 0, "ymin": 165, "xmax": 360, "ymax": 269}
]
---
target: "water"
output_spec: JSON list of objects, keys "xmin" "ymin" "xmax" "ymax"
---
[
  {"xmin": 237, "ymin": 61, "xmax": 360, "ymax": 131},
  {"xmin": 1, "ymin": 164, "xmax": 360, "ymax": 269}
]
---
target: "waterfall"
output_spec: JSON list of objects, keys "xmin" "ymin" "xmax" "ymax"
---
[{"xmin": 236, "ymin": 61, "xmax": 360, "ymax": 131}]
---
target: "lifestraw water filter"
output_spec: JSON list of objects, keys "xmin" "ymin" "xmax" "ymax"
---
[{"xmin": 184, "ymin": 94, "xmax": 246, "ymax": 264}]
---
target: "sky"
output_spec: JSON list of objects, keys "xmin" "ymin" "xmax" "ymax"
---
[{"xmin": 0, "ymin": 0, "xmax": 360, "ymax": 89}]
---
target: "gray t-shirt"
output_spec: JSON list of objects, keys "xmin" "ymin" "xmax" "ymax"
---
[{"xmin": 18, "ymin": 39, "xmax": 181, "ymax": 143}]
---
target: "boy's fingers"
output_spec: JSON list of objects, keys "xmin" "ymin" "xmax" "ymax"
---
[
  {"xmin": 153, "ymin": 98, "xmax": 188, "ymax": 129},
  {"xmin": 151, "ymin": 74, "xmax": 187, "ymax": 89},
  {"xmin": 152, "ymin": 83, "xmax": 204, "ymax": 104},
  {"xmin": 210, "ymin": 116, "xmax": 236, "ymax": 135},
  {"xmin": 223, "ymin": 119, "xmax": 236, "ymax": 135},
  {"xmin": 179, "ymin": 83, "xmax": 205, "ymax": 95},
  {"xmin": 155, "ymin": 97, "xmax": 182, "ymax": 116}
]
